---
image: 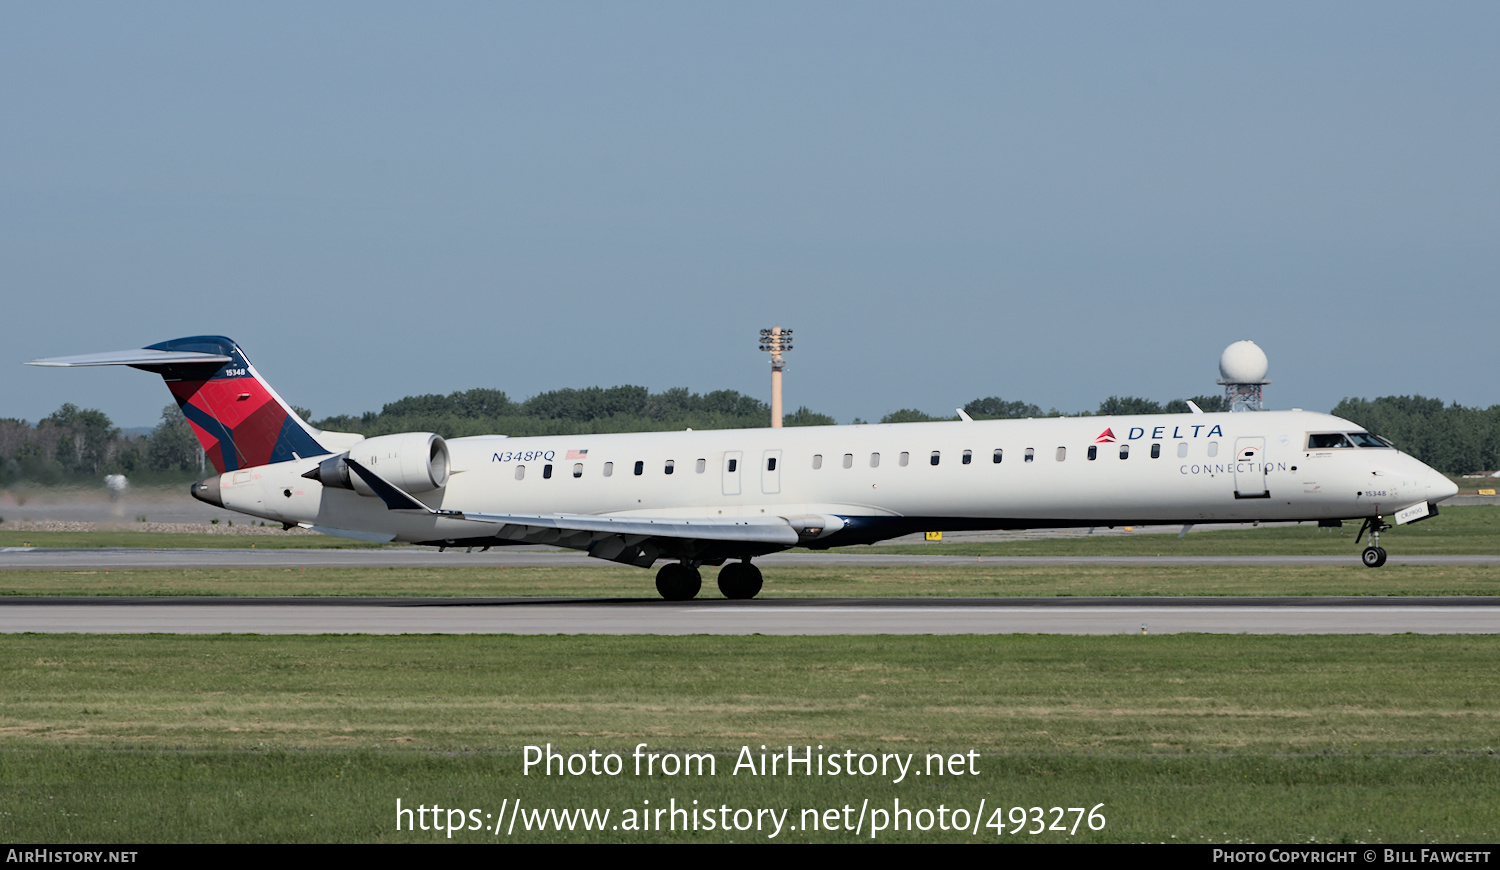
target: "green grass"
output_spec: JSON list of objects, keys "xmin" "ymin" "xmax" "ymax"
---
[
  {"xmin": 4, "ymin": 562, "xmax": 1500, "ymax": 598},
  {"xmin": 4, "ymin": 750, "xmax": 1494, "ymax": 843},
  {"xmin": 1, "ymin": 634, "xmax": 1497, "ymax": 842},
  {"xmin": 7, "ymin": 634, "xmax": 1497, "ymax": 752}
]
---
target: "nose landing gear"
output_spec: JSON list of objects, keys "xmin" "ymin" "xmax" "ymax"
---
[{"xmin": 1356, "ymin": 516, "xmax": 1392, "ymax": 568}]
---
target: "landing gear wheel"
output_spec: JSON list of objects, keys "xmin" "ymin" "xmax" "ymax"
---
[
  {"xmin": 655, "ymin": 563, "xmax": 702, "ymax": 600},
  {"xmin": 717, "ymin": 561, "xmax": 763, "ymax": 600},
  {"xmin": 1356, "ymin": 516, "xmax": 1393, "ymax": 569}
]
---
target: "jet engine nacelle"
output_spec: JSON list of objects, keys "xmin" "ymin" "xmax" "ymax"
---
[{"xmin": 307, "ymin": 432, "xmax": 450, "ymax": 496}]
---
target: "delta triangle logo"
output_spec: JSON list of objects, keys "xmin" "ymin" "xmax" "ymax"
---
[{"xmin": 1094, "ymin": 428, "xmax": 1116, "ymax": 444}]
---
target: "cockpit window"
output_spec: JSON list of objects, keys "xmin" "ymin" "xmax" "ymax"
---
[
  {"xmin": 1308, "ymin": 432, "xmax": 1392, "ymax": 449},
  {"xmin": 1307, "ymin": 433, "xmax": 1354, "ymax": 449},
  {"xmin": 1347, "ymin": 432, "xmax": 1391, "ymax": 448}
]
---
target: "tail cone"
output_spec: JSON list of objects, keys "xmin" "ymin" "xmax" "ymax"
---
[{"xmin": 190, "ymin": 476, "xmax": 223, "ymax": 508}]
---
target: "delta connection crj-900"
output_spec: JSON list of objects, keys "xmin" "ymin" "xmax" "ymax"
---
[{"xmin": 30, "ymin": 336, "xmax": 1458, "ymax": 599}]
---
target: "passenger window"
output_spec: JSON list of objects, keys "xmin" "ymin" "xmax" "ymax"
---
[
  {"xmin": 767, "ymin": 457, "xmax": 777, "ymax": 471},
  {"xmin": 695, "ymin": 458, "xmax": 706, "ymax": 473},
  {"xmin": 1087, "ymin": 445, "xmax": 1097, "ymax": 460},
  {"xmin": 1119, "ymin": 444, "xmax": 1129, "ymax": 459},
  {"xmin": 930, "ymin": 451, "xmax": 941, "ymax": 466},
  {"xmin": 1177, "ymin": 443, "xmax": 1188, "ymax": 458},
  {"xmin": 603, "ymin": 462, "xmax": 613, "ymax": 477},
  {"xmin": 962, "ymin": 449, "xmax": 972, "ymax": 465},
  {"xmin": 515, "ymin": 465, "xmax": 525, "ymax": 480},
  {"xmin": 634, "ymin": 461, "xmax": 644, "ymax": 476},
  {"xmin": 1150, "ymin": 443, "xmax": 1161, "ymax": 459},
  {"xmin": 992, "ymin": 449, "xmax": 1002, "ymax": 464},
  {"xmin": 899, "ymin": 452, "xmax": 910, "ymax": 467},
  {"xmin": 543, "ymin": 464, "xmax": 553, "ymax": 479},
  {"xmin": 843, "ymin": 453, "xmax": 853, "ymax": 469},
  {"xmin": 1207, "ymin": 442, "xmax": 1219, "ymax": 458},
  {"xmin": 812, "ymin": 454, "xmax": 823, "ymax": 470},
  {"xmin": 1055, "ymin": 447, "xmax": 1066, "ymax": 461},
  {"xmin": 665, "ymin": 460, "xmax": 675, "ymax": 475},
  {"xmin": 1025, "ymin": 448, "xmax": 1035, "ymax": 463},
  {"xmin": 573, "ymin": 463, "xmax": 583, "ymax": 478},
  {"xmin": 870, "ymin": 452, "xmax": 880, "ymax": 467},
  {"xmin": 727, "ymin": 459, "xmax": 738, "ymax": 472}
]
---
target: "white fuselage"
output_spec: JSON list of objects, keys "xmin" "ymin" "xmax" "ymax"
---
[{"xmin": 211, "ymin": 410, "xmax": 1458, "ymax": 548}]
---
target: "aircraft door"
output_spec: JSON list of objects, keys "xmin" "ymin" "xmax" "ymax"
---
[
  {"xmin": 761, "ymin": 449, "xmax": 782, "ymax": 495},
  {"xmin": 1234, "ymin": 437, "xmax": 1269, "ymax": 499},
  {"xmin": 722, "ymin": 451, "xmax": 742, "ymax": 496}
]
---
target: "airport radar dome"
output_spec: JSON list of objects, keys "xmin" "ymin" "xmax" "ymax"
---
[{"xmin": 1218, "ymin": 340, "xmax": 1269, "ymax": 384}]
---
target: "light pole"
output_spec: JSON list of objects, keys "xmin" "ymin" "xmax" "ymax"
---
[{"xmin": 758, "ymin": 326, "xmax": 793, "ymax": 428}]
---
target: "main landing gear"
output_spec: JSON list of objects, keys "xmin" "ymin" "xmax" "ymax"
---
[
  {"xmin": 716, "ymin": 561, "xmax": 763, "ymax": 600},
  {"xmin": 1356, "ymin": 516, "xmax": 1393, "ymax": 568},
  {"xmin": 655, "ymin": 563, "xmax": 702, "ymax": 601},
  {"xmin": 654, "ymin": 560, "xmax": 764, "ymax": 600}
]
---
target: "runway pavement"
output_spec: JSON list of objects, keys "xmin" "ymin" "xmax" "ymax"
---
[
  {"xmin": 2, "ymin": 595, "xmax": 1498, "ymax": 635},
  {"xmin": 5, "ymin": 545, "xmax": 1499, "ymax": 635}
]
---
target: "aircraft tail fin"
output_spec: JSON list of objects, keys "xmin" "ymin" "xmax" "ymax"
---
[{"xmin": 28, "ymin": 336, "xmax": 333, "ymax": 473}]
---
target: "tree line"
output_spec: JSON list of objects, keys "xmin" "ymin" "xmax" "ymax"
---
[
  {"xmin": 0, "ymin": 404, "xmax": 201, "ymax": 486},
  {"xmin": 876, "ymin": 394, "xmax": 1230, "ymax": 424},
  {"xmin": 312, "ymin": 386, "xmax": 835, "ymax": 438},
  {"xmin": 1330, "ymin": 396, "xmax": 1500, "ymax": 479},
  {"xmin": 2, "ymin": 390, "xmax": 1495, "ymax": 485}
]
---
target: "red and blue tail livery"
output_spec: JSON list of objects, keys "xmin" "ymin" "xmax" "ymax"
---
[{"xmin": 29, "ymin": 335, "xmax": 331, "ymax": 472}]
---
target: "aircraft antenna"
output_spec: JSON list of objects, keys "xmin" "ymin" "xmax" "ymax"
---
[{"xmin": 758, "ymin": 326, "xmax": 793, "ymax": 428}]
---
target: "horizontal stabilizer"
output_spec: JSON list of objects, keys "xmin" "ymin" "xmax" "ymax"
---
[{"xmin": 27, "ymin": 348, "xmax": 232, "ymax": 368}]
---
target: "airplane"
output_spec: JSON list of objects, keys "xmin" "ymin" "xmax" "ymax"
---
[{"xmin": 29, "ymin": 335, "xmax": 1459, "ymax": 599}]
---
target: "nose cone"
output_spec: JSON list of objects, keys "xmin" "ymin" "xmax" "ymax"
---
[
  {"xmin": 1422, "ymin": 465, "xmax": 1458, "ymax": 507},
  {"xmin": 190, "ymin": 476, "xmax": 223, "ymax": 508},
  {"xmin": 1431, "ymin": 472, "xmax": 1459, "ymax": 503}
]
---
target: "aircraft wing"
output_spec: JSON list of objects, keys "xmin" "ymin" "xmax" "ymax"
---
[
  {"xmin": 342, "ymin": 457, "xmax": 804, "ymax": 565},
  {"xmin": 444, "ymin": 510, "xmax": 800, "ymax": 545}
]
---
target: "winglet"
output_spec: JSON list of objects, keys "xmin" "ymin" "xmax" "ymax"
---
[
  {"xmin": 956, "ymin": 408, "xmax": 974, "ymax": 422},
  {"xmin": 1187, "ymin": 401, "xmax": 1205, "ymax": 415}
]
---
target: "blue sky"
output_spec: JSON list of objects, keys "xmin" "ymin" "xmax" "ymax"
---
[{"xmin": 5, "ymin": 2, "xmax": 1497, "ymax": 428}]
